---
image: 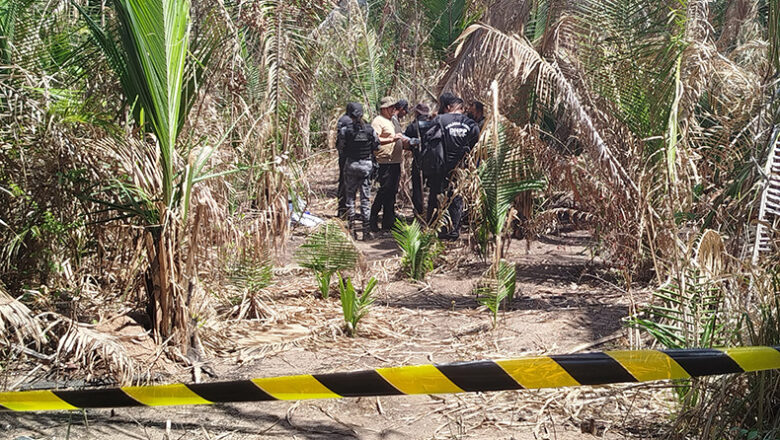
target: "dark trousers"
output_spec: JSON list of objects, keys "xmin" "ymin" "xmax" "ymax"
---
[
  {"xmin": 337, "ymin": 153, "xmax": 347, "ymax": 218},
  {"xmin": 370, "ymin": 163, "xmax": 401, "ymax": 230},
  {"xmin": 411, "ymin": 160, "xmax": 425, "ymax": 218},
  {"xmin": 426, "ymin": 172, "xmax": 463, "ymax": 237}
]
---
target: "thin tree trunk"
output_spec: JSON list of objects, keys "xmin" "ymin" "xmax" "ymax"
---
[{"xmin": 145, "ymin": 217, "xmax": 190, "ymax": 352}]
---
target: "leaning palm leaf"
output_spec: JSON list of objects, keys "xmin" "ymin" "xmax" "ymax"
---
[
  {"xmin": 295, "ymin": 221, "xmax": 360, "ymax": 298},
  {"xmin": 474, "ymin": 260, "xmax": 516, "ymax": 327},
  {"xmin": 631, "ymin": 265, "xmax": 726, "ymax": 351},
  {"xmin": 452, "ymin": 24, "xmax": 640, "ymax": 196}
]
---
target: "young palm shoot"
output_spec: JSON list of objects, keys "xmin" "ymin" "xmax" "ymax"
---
[
  {"xmin": 338, "ymin": 275, "xmax": 376, "ymax": 337},
  {"xmin": 392, "ymin": 219, "xmax": 441, "ymax": 280},
  {"xmin": 474, "ymin": 260, "xmax": 516, "ymax": 327},
  {"xmin": 477, "ymin": 122, "xmax": 545, "ymax": 257},
  {"xmin": 474, "ymin": 84, "xmax": 539, "ymax": 325},
  {"xmin": 295, "ymin": 221, "xmax": 360, "ymax": 298},
  {"xmin": 75, "ymin": 0, "xmax": 217, "ymax": 347}
]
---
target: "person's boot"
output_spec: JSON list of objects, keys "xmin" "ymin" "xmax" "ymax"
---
[
  {"xmin": 361, "ymin": 219, "xmax": 372, "ymax": 241},
  {"xmin": 348, "ymin": 216, "xmax": 358, "ymax": 240}
]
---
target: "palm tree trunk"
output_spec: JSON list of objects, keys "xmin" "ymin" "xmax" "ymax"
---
[{"xmin": 145, "ymin": 219, "xmax": 189, "ymax": 351}]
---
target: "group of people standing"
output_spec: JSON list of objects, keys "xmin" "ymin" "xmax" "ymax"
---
[{"xmin": 336, "ymin": 93, "xmax": 484, "ymax": 241}]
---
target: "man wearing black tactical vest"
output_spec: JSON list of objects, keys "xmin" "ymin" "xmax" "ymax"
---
[
  {"xmin": 338, "ymin": 103, "xmax": 380, "ymax": 240},
  {"xmin": 425, "ymin": 96, "xmax": 480, "ymax": 240},
  {"xmin": 403, "ymin": 103, "xmax": 433, "ymax": 219},
  {"xmin": 335, "ymin": 103, "xmax": 358, "ymax": 219}
]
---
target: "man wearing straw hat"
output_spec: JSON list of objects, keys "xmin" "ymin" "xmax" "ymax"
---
[{"xmin": 369, "ymin": 96, "xmax": 404, "ymax": 233}]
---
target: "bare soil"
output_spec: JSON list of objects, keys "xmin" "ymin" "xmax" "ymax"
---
[{"xmin": 1, "ymin": 156, "xmax": 673, "ymax": 440}]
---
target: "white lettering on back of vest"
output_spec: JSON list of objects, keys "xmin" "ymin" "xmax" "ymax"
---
[{"xmin": 445, "ymin": 122, "xmax": 469, "ymax": 138}]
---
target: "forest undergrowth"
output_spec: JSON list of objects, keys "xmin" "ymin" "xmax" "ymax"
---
[{"xmin": 1, "ymin": 0, "xmax": 779, "ymax": 438}]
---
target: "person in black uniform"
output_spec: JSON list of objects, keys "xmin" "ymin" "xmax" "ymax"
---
[
  {"xmin": 340, "ymin": 103, "xmax": 380, "ymax": 240},
  {"xmin": 425, "ymin": 96, "xmax": 480, "ymax": 240},
  {"xmin": 403, "ymin": 103, "xmax": 433, "ymax": 219},
  {"xmin": 467, "ymin": 100, "xmax": 485, "ymax": 131},
  {"xmin": 336, "ymin": 103, "xmax": 359, "ymax": 219}
]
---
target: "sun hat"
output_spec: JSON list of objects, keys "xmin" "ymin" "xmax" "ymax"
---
[
  {"xmin": 378, "ymin": 96, "xmax": 397, "ymax": 109},
  {"xmin": 412, "ymin": 103, "xmax": 430, "ymax": 116}
]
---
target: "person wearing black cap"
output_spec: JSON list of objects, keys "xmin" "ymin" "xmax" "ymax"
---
[
  {"xmin": 340, "ymin": 103, "xmax": 380, "ymax": 240},
  {"xmin": 335, "ymin": 103, "xmax": 359, "ymax": 219},
  {"xmin": 403, "ymin": 103, "xmax": 433, "ymax": 218},
  {"xmin": 425, "ymin": 96, "xmax": 480, "ymax": 240}
]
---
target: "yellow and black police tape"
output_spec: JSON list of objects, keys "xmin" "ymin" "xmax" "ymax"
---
[{"xmin": 2, "ymin": 346, "xmax": 780, "ymax": 411}]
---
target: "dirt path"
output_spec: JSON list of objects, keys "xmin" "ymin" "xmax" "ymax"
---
[{"xmin": 1, "ymin": 157, "xmax": 670, "ymax": 439}]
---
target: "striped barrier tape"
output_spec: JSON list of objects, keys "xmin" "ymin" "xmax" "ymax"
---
[{"xmin": 2, "ymin": 346, "xmax": 779, "ymax": 412}]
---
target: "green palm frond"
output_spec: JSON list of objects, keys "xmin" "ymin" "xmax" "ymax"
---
[
  {"xmin": 77, "ymin": 0, "xmax": 214, "ymax": 205},
  {"xmin": 227, "ymin": 256, "xmax": 273, "ymax": 293},
  {"xmin": 115, "ymin": 0, "xmax": 190, "ymax": 203},
  {"xmin": 571, "ymin": 0, "xmax": 688, "ymax": 148},
  {"xmin": 0, "ymin": 0, "xmax": 23, "ymax": 65},
  {"xmin": 313, "ymin": 2, "xmax": 390, "ymax": 118},
  {"xmin": 237, "ymin": 28, "xmax": 267, "ymax": 107},
  {"xmin": 0, "ymin": 0, "xmax": 49, "ymax": 67},
  {"xmin": 295, "ymin": 221, "xmax": 360, "ymax": 298},
  {"xmin": 392, "ymin": 219, "xmax": 441, "ymax": 280},
  {"xmin": 338, "ymin": 275, "xmax": 376, "ymax": 337},
  {"xmin": 420, "ymin": 0, "xmax": 480, "ymax": 58},
  {"xmin": 474, "ymin": 260, "xmax": 516, "ymax": 327},
  {"xmin": 632, "ymin": 267, "xmax": 726, "ymax": 350},
  {"xmin": 524, "ymin": 0, "xmax": 551, "ymax": 44},
  {"xmin": 477, "ymin": 123, "xmax": 546, "ymax": 246}
]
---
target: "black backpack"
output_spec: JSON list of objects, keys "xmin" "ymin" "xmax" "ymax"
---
[{"xmin": 420, "ymin": 119, "xmax": 445, "ymax": 178}]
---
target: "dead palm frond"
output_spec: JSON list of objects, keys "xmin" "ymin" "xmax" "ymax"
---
[
  {"xmin": 436, "ymin": 0, "xmax": 531, "ymax": 100},
  {"xmin": 453, "ymin": 23, "xmax": 640, "ymax": 197},
  {"xmin": 753, "ymin": 111, "xmax": 780, "ymax": 263},
  {"xmin": 51, "ymin": 316, "xmax": 136, "ymax": 384},
  {"xmin": 0, "ymin": 282, "xmax": 45, "ymax": 349},
  {"xmin": 770, "ymin": 0, "xmax": 779, "ymax": 74},
  {"xmin": 695, "ymin": 229, "xmax": 725, "ymax": 277}
]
